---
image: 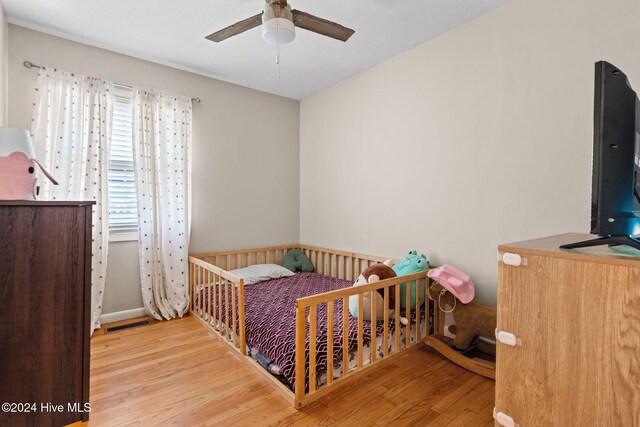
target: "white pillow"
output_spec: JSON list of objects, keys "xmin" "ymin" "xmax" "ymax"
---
[{"xmin": 230, "ymin": 263, "xmax": 295, "ymax": 285}]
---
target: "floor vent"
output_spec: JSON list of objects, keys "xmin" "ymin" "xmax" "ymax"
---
[{"xmin": 104, "ymin": 320, "xmax": 151, "ymax": 334}]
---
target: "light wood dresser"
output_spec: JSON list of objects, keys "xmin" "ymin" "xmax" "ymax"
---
[{"xmin": 494, "ymin": 233, "xmax": 640, "ymax": 426}]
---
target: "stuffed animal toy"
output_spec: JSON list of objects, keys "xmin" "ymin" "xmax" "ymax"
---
[
  {"xmin": 392, "ymin": 250, "xmax": 429, "ymax": 310},
  {"xmin": 283, "ymin": 249, "xmax": 314, "ymax": 272},
  {"xmin": 349, "ymin": 260, "xmax": 408, "ymax": 325},
  {"xmin": 427, "ymin": 265, "xmax": 496, "ymax": 351}
]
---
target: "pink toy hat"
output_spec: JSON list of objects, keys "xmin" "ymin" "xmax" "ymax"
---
[{"xmin": 427, "ymin": 264, "xmax": 475, "ymax": 304}]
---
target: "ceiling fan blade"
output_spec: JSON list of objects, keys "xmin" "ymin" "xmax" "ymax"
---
[
  {"xmin": 292, "ymin": 10, "xmax": 354, "ymax": 42},
  {"xmin": 206, "ymin": 13, "xmax": 263, "ymax": 43}
]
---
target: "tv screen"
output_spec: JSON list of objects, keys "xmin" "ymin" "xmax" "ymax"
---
[
  {"xmin": 635, "ymin": 104, "xmax": 640, "ymax": 208},
  {"xmin": 561, "ymin": 61, "xmax": 640, "ymax": 250}
]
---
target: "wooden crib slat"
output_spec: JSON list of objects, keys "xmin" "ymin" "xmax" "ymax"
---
[
  {"xmin": 370, "ymin": 288, "xmax": 377, "ymax": 364},
  {"xmin": 239, "ymin": 279, "xmax": 246, "ymax": 355},
  {"xmin": 204, "ymin": 268, "xmax": 208, "ymax": 320},
  {"xmin": 226, "ymin": 255, "xmax": 230, "ymax": 270},
  {"xmin": 232, "ymin": 278, "xmax": 237, "ymax": 348},
  {"xmin": 189, "ymin": 262, "xmax": 194, "ymax": 312},
  {"xmin": 309, "ymin": 305, "xmax": 317, "ymax": 393},
  {"xmin": 424, "ymin": 279, "xmax": 430, "ymax": 341},
  {"xmin": 395, "ymin": 284, "xmax": 401, "ymax": 351},
  {"xmin": 343, "ymin": 256, "xmax": 353, "ymax": 282},
  {"xmin": 383, "ymin": 287, "xmax": 389, "ymax": 358},
  {"xmin": 205, "ymin": 270, "xmax": 210, "ymax": 324},
  {"xmin": 188, "ymin": 262, "xmax": 191, "ymax": 311},
  {"xmin": 198, "ymin": 266, "xmax": 203, "ymax": 316},
  {"xmin": 357, "ymin": 293, "xmax": 363, "ymax": 369},
  {"xmin": 322, "ymin": 252, "xmax": 327, "ymax": 275},
  {"xmin": 405, "ymin": 280, "xmax": 411, "ymax": 348},
  {"xmin": 194, "ymin": 265, "xmax": 199, "ymax": 313},
  {"xmin": 217, "ymin": 275, "xmax": 222, "ymax": 333},
  {"xmin": 331, "ymin": 254, "xmax": 336, "ymax": 278},
  {"xmin": 225, "ymin": 279, "xmax": 230, "ymax": 342},
  {"xmin": 327, "ymin": 302, "xmax": 334, "ymax": 385},
  {"xmin": 324, "ymin": 252, "xmax": 328, "ymax": 275},
  {"xmin": 210, "ymin": 271, "xmax": 216, "ymax": 326},
  {"xmin": 212, "ymin": 273, "xmax": 222, "ymax": 325},
  {"xmin": 415, "ymin": 279, "xmax": 422, "ymax": 344},
  {"xmin": 342, "ymin": 297, "xmax": 349, "ymax": 378},
  {"xmin": 294, "ymin": 303, "xmax": 306, "ymax": 406},
  {"xmin": 212, "ymin": 273, "xmax": 218, "ymax": 327}
]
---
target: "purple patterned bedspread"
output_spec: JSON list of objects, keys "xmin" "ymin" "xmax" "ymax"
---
[
  {"xmin": 244, "ymin": 272, "xmax": 376, "ymax": 387},
  {"xmin": 200, "ymin": 272, "xmax": 421, "ymax": 388}
]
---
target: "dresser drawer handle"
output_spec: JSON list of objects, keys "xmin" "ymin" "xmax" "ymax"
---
[
  {"xmin": 493, "ymin": 408, "xmax": 519, "ymax": 427},
  {"xmin": 495, "ymin": 329, "xmax": 522, "ymax": 346},
  {"xmin": 499, "ymin": 252, "xmax": 528, "ymax": 267}
]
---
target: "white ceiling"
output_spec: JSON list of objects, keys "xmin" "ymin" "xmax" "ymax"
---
[{"xmin": 2, "ymin": 0, "xmax": 508, "ymax": 100}]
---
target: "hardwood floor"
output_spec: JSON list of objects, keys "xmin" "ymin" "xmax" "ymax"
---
[{"xmin": 87, "ymin": 316, "xmax": 495, "ymax": 426}]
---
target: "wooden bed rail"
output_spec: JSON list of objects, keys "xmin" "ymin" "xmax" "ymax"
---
[
  {"xmin": 191, "ymin": 244, "xmax": 393, "ymax": 282},
  {"xmin": 299, "ymin": 245, "xmax": 393, "ymax": 281},
  {"xmin": 188, "ymin": 256, "xmax": 247, "ymax": 355},
  {"xmin": 191, "ymin": 245, "xmax": 299, "ymax": 271},
  {"xmin": 294, "ymin": 271, "xmax": 428, "ymax": 408}
]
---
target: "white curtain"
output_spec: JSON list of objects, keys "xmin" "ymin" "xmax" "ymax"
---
[
  {"xmin": 133, "ymin": 89, "xmax": 192, "ymax": 320},
  {"xmin": 31, "ymin": 68, "xmax": 112, "ymax": 334}
]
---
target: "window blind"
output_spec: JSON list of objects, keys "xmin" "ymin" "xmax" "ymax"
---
[{"xmin": 108, "ymin": 85, "xmax": 138, "ymax": 230}]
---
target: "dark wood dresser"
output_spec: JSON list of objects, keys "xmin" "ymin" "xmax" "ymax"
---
[{"xmin": 0, "ymin": 201, "xmax": 93, "ymax": 427}]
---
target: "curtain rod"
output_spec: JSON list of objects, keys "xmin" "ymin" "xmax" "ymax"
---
[{"xmin": 23, "ymin": 60, "xmax": 202, "ymax": 104}]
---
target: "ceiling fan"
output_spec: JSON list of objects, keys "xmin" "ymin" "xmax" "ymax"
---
[{"xmin": 205, "ymin": 0, "xmax": 355, "ymax": 45}]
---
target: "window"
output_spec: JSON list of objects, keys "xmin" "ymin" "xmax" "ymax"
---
[{"xmin": 108, "ymin": 85, "xmax": 138, "ymax": 235}]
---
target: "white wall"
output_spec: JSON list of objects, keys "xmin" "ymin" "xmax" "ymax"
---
[
  {"xmin": 8, "ymin": 25, "xmax": 300, "ymax": 315},
  {"xmin": 300, "ymin": 0, "xmax": 640, "ymax": 305},
  {"xmin": 0, "ymin": 5, "xmax": 7, "ymax": 126}
]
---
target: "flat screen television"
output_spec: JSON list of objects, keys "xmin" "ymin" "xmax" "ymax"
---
[{"xmin": 561, "ymin": 61, "xmax": 640, "ymax": 250}]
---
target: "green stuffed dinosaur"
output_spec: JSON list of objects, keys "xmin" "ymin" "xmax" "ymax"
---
[{"xmin": 392, "ymin": 250, "xmax": 429, "ymax": 310}]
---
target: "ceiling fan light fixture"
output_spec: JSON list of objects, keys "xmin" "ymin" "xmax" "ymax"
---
[{"xmin": 262, "ymin": 17, "xmax": 295, "ymax": 44}]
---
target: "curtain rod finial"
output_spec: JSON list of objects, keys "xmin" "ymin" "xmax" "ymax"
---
[{"xmin": 23, "ymin": 60, "xmax": 42, "ymax": 69}]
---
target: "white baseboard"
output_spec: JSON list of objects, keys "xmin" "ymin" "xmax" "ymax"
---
[{"xmin": 99, "ymin": 307, "xmax": 147, "ymax": 324}]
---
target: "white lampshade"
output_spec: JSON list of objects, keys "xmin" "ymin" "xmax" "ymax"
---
[
  {"xmin": 262, "ymin": 18, "xmax": 295, "ymax": 44},
  {"xmin": 0, "ymin": 128, "xmax": 36, "ymax": 159}
]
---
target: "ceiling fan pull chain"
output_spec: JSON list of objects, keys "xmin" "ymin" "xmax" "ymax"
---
[{"xmin": 276, "ymin": 31, "xmax": 281, "ymax": 78}]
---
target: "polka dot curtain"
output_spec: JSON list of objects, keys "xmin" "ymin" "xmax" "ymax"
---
[
  {"xmin": 30, "ymin": 67, "xmax": 112, "ymax": 334},
  {"xmin": 133, "ymin": 89, "xmax": 192, "ymax": 320}
]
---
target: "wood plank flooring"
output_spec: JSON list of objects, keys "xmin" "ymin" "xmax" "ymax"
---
[{"xmin": 87, "ymin": 316, "xmax": 494, "ymax": 426}]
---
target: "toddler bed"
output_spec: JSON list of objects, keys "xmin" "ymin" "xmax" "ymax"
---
[{"xmin": 188, "ymin": 245, "xmax": 430, "ymax": 408}]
